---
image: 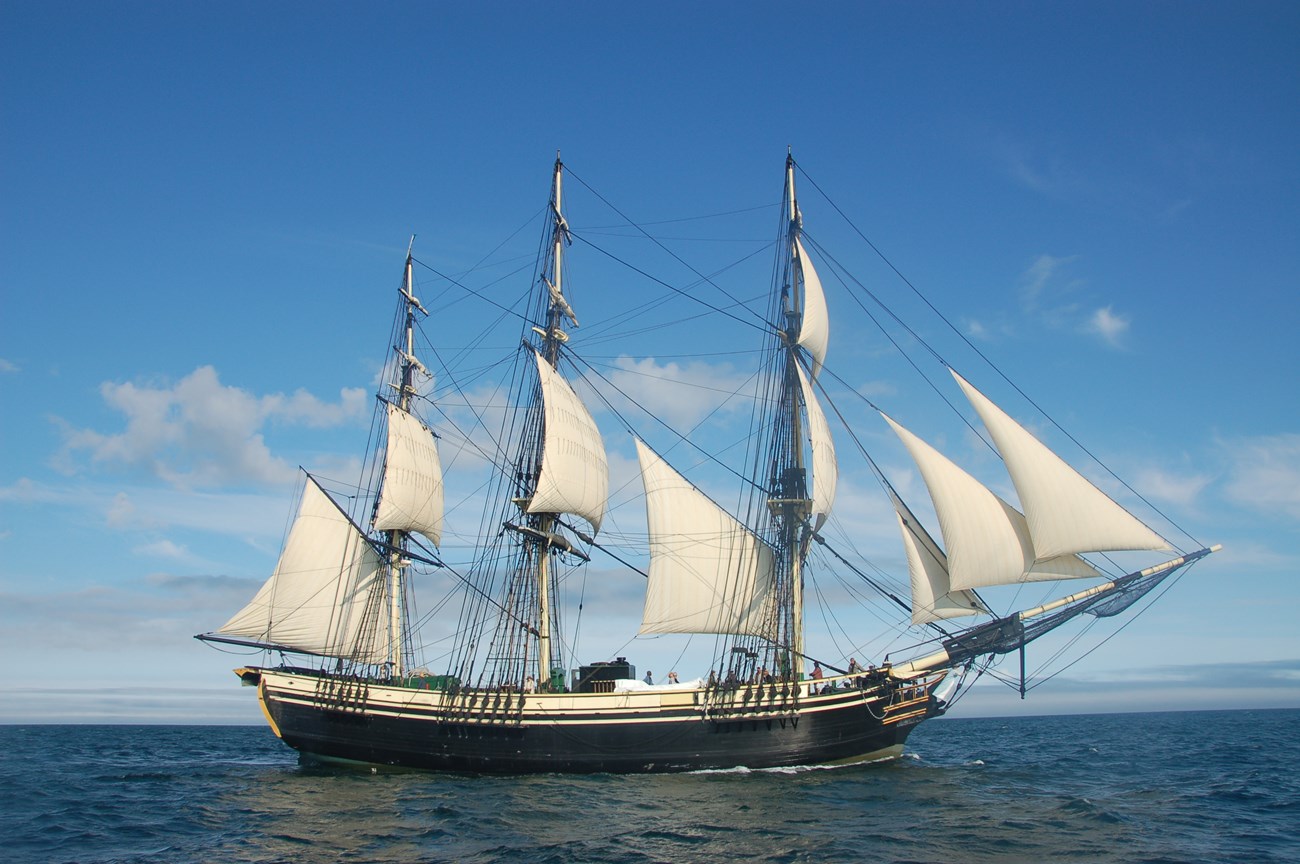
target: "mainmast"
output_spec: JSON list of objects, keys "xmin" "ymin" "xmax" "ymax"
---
[
  {"xmin": 781, "ymin": 152, "xmax": 810, "ymax": 675},
  {"xmin": 385, "ymin": 239, "xmax": 428, "ymax": 677},
  {"xmin": 535, "ymin": 154, "xmax": 566, "ymax": 687},
  {"xmin": 527, "ymin": 153, "xmax": 576, "ymax": 689},
  {"xmin": 763, "ymin": 150, "xmax": 833, "ymax": 681}
]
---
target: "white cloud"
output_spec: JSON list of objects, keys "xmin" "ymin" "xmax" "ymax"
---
[
  {"xmin": 134, "ymin": 539, "xmax": 190, "ymax": 560},
  {"xmin": 855, "ymin": 379, "xmax": 897, "ymax": 400},
  {"xmin": 2, "ymin": 478, "xmax": 294, "ymax": 543},
  {"xmin": 1134, "ymin": 467, "xmax": 1210, "ymax": 509},
  {"xmin": 55, "ymin": 365, "xmax": 367, "ymax": 490},
  {"xmin": 1224, "ymin": 432, "xmax": 1300, "ymax": 521},
  {"xmin": 268, "ymin": 386, "xmax": 369, "ymax": 428},
  {"xmin": 0, "ymin": 358, "xmax": 18, "ymax": 373},
  {"xmin": 1020, "ymin": 253, "xmax": 1068, "ymax": 310},
  {"xmin": 106, "ymin": 491, "xmax": 135, "ymax": 527},
  {"xmin": 603, "ymin": 355, "xmax": 755, "ymax": 430},
  {"xmin": 964, "ymin": 316, "xmax": 1016, "ymax": 342},
  {"xmin": 1084, "ymin": 305, "xmax": 1131, "ymax": 348},
  {"xmin": 1016, "ymin": 259, "xmax": 1134, "ymax": 350},
  {"xmin": 1018, "ymin": 254, "xmax": 1084, "ymax": 328},
  {"xmin": 992, "ymin": 136, "xmax": 1089, "ymax": 201}
]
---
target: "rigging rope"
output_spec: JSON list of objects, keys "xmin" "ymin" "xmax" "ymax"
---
[{"xmin": 795, "ymin": 160, "xmax": 1202, "ymax": 551}]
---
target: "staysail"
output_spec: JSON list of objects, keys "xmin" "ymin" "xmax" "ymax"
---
[
  {"xmin": 525, "ymin": 351, "xmax": 609, "ymax": 532},
  {"xmin": 373, "ymin": 402, "xmax": 444, "ymax": 546},
  {"xmin": 950, "ymin": 370, "xmax": 1171, "ymax": 560},
  {"xmin": 883, "ymin": 413, "xmax": 1101, "ymax": 592},
  {"xmin": 217, "ymin": 477, "xmax": 387, "ymax": 662},
  {"xmin": 891, "ymin": 493, "xmax": 988, "ymax": 625},
  {"xmin": 636, "ymin": 438, "xmax": 775, "ymax": 636}
]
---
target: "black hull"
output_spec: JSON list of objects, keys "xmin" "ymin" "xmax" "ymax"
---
[{"xmin": 249, "ymin": 669, "xmax": 942, "ymax": 774}]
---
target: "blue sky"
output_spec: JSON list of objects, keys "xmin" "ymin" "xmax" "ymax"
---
[{"xmin": 2, "ymin": 2, "xmax": 1298, "ymax": 723}]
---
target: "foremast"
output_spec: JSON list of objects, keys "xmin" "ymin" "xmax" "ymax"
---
[{"xmin": 204, "ymin": 243, "xmax": 444, "ymax": 672}]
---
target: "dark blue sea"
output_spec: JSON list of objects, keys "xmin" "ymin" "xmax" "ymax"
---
[{"xmin": 2, "ymin": 709, "xmax": 1296, "ymax": 864}]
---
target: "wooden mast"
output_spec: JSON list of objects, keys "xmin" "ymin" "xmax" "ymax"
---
[
  {"xmin": 386, "ymin": 241, "xmax": 423, "ymax": 678},
  {"xmin": 533, "ymin": 153, "xmax": 568, "ymax": 689},
  {"xmin": 784, "ymin": 151, "xmax": 810, "ymax": 678}
]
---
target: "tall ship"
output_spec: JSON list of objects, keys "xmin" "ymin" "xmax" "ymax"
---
[{"xmin": 198, "ymin": 153, "xmax": 1218, "ymax": 773}]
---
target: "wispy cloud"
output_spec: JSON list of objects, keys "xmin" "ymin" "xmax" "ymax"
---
[
  {"xmin": 964, "ymin": 317, "xmax": 1016, "ymax": 342},
  {"xmin": 1021, "ymin": 253, "xmax": 1070, "ymax": 309},
  {"xmin": 603, "ymin": 355, "xmax": 756, "ymax": 431},
  {"xmin": 1134, "ymin": 467, "xmax": 1211, "ymax": 509},
  {"xmin": 0, "ymin": 358, "xmax": 18, "ymax": 373},
  {"xmin": 1223, "ymin": 432, "xmax": 1300, "ymax": 521},
  {"xmin": 1083, "ymin": 305, "xmax": 1131, "ymax": 348},
  {"xmin": 2, "ymin": 478, "xmax": 290, "ymax": 541},
  {"xmin": 0, "ymin": 686, "xmax": 265, "ymax": 724},
  {"xmin": 993, "ymin": 136, "xmax": 1091, "ymax": 202},
  {"xmin": 952, "ymin": 659, "xmax": 1300, "ymax": 717},
  {"xmin": 1014, "ymin": 256, "xmax": 1133, "ymax": 350},
  {"xmin": 0, "ymin": 575, "xmax": 262, "ymax": 654},
  {"xmin": 1019, "ymin": 254, "xmax": 1083, "ymax": 325},
  {"xmin": 53, "ymin": 365, "xmax": 367, "ymax": 490},
  {"xmin": 133, "ymin": 538, "xmax": 191, "ymax": 560}
]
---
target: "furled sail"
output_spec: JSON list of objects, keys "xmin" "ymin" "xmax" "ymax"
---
[
  {"xmin": 217, "ymin": 478, "xmax": 387, "ymax": 662},
  {"xmin": 636, "ymin": 438, "xmax": 776, "ymax": 636},
  {"xmin": 793, "ymin": 237, "xmax": 828, "ymax": 378},
  {"xmin": 373, "ymin": 402, "xmax": 444, "ymax": 546},
  {"xmin": 526, "ymin": 351, "xmax": 609, "ymax": 532},
  {"xmin": 795, "ymin": 362, "xmax": 837, "ymax": 529},
  {"xmin": 891, "ymin": 494, "xmax": 987, "ymax": 625},
  {"xmin": 882, "ymin": 413, "xmax": 1100, "ymax": 592},
  {"xmin": 950, "ymin": 370, "xmax": 1171, "ymax": 560}
]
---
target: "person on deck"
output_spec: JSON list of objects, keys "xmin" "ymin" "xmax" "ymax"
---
[
  {"xmin": 644, "ymin": 670, "xmax": 654, "ymax": 685},
  {"xmin": 667, "ymin": 671, "xmax": 679, "ymax": 684},
  {"xmin": 811, "ymin": 663, "xmax": 824, "ymax": 681}
]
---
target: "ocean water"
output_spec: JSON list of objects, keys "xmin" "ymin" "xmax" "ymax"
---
[{"xmin": 2, "ymin": 709, "xmax": 1296, "ymax": 864}]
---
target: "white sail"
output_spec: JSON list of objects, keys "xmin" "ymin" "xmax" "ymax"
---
[
  {"xmin": 217, "ymin": 478, "xmax": 387, "ymax": 663},
  {"xmin": 526, "ymin": 352, "xmax": 609, "ymax": 532},
  {"xmin": 793, "ymin": 236, "xmax": 829, "ymax": 378},
  {"xmin": 373, "ymin": 402, "xmax": 444, "ymax": 546},
  {"xmin": 892, "ymin": 498, "xmax": 987, "ymax": 625},
  {"xmin": 883, "ymin": 413, "xmax": 1100, "ymax": 592},
  {"xmin": 950, "ymin": 370, "xmax": 1171, "ymax": 560},
  {"xmin": 636, "ymin": 438, "xmax": 775, "ymax": 636},
  {"xmin": 795, "ymin": 362, "xmax": 837, "ymax": 529}
]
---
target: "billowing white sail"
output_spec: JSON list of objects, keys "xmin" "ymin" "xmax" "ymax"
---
[
  {"xmin": 526, "ymin": 352, "xmax": 609, "ymax": 532},
  {"xmin": 218, "ymin": 478, "xmax": 387, "ymax": 662},
  {"xmin": 950, "ymin": 370, "xmax": 1171, "ymax": 560},
  {"xmin": 373, "ymin": 402, "xmax": 444, "ymax": 546},
  {"xmin": 793, "ymin": 236, "xmax": 828, "ymax": 378},
  {"xmin": 636, "ymin": 438, "xmax": 775, "ymax": 636},
  {"xmin": 795, "ymin": 363, "xmax": 837, "ymax": 529},
  {"xmin": 883, "ymin": 414, "xmax": 1100, "ymax": 592},
  {"xmin": 892, "ymin": 497, "xmax": 987, "ymax": 625}
]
